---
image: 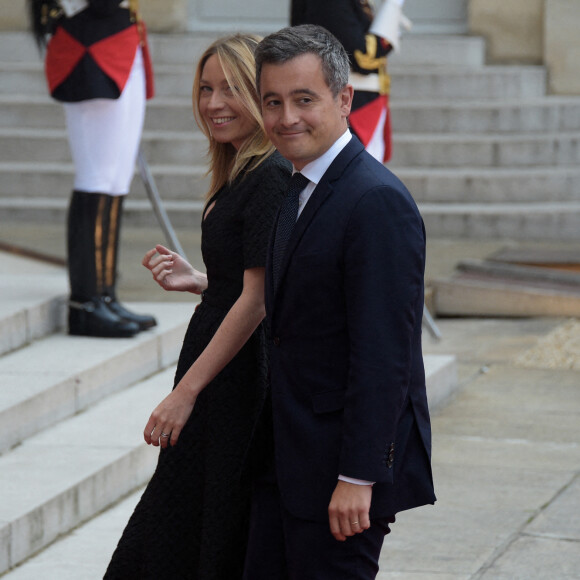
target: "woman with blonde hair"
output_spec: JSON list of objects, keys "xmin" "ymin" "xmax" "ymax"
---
[{"xmin": 104, "ymin": 34, "xmax": 291, "ymax": 579}]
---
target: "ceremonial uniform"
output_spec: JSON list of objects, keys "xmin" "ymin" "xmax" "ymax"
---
[
  {"xmin": 291, "ymin": 0, "xmax": 409, "ymax": 162},
  {"xmin": 28, "ymin": 0, "xmax": 156, "ymax": 337}
]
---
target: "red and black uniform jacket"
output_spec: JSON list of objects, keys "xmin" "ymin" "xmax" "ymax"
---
[{"xmin": 45, "ymin": 0, "xmax": 154, "ymax": 102}]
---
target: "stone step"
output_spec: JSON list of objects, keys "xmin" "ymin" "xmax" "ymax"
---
[
  {"xmin": 433, "ymin": 263, "xmax": 580, "ymax": 317},
  {"xmin": 0, "ymin": 128, "xmax": 206, "ymax": 166},
  {"xmin": 389, "ymin": 35, "xmax": 485, "ymax": 67},
  {"xmin": 389, "ymin": 65, "xmax": 547, "ymax": 100},
  {"xmin": 0, "ymin": 487, "xmax": 143, "ymax": 579},
  {"xmin": 406, "ymin": 166, "xmax": 580, "ymax": 203},
  {"xmin": 0, "ymin": 161, "xmax": 210, "ymax": 201},
  {"xmin": 0, "ymin": 301, "xmax": 192, "ymax": 456},
  {"xmin": 421, "ymin": 202, "xmax": 580, "ymax": 240},
  {"xmin": 423, "ymin": 354, "xmax": 458, "ymax": 409},
  {"xmin": 2, "ymin": 197, "xmax": 578, "ymax": 241},
  {"xmin": 398, "ymin": 165, "xmax": 580, "ymax": 206},
  {"xmin": 5, "ymin": 127, "xmax": 580, "ymax": 168},
  {"xmin": 2, "ymin": 162, "xmax": 579, "ymax": 205},
  {"xmin": 0, "ymin": 30, "xmax": 485, "ymax": 68},
  {"xmin": 0, "ymin": 365, "xmax": 174, "ymax": 575},
  {"xmin": 148, "ymin": 32, "xmax": 486, "ymax": 68},
  {"xmin": 4, "ymin": 94, "xmax": 579, "ymax": 134},
  {"xmin": 142, "ymin": 64, "xmax": 552, "ymax": 101},
  {"xmin": 0, "ymin": 60, "xmax": 548, "ymax": 100},
  {"xmin": 0, "ymin": 197, "xmax": 205, "ymax": 227},
  {"xmin": 0, "ymin": 351, "xmax": 457, "ymax": 579},
  {"xmin": 0, "ymin": 252, "xmax": 66, "ymax": 356},
  {"xmin": 392, "ymin": 96, "xmax": 580, "ymax": 134}
]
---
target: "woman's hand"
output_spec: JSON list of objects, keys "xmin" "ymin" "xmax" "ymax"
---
[
  {"xmin": 143, "ymin": 385, "xmax": 198, "ymax": 448},
  {"xmin": 142, "ymin": 244, "xmax": 207, "ymax": 293}
]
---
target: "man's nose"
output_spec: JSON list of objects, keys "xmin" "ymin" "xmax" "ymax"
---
[{"xmin": 280, "ymin": 104, "xmax": 298, "ymax": 127}]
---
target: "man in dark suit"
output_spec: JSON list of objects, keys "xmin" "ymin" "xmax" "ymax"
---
[{"xmin": 243, "ymin": 25, "xmax": 435, "ymax": 580}]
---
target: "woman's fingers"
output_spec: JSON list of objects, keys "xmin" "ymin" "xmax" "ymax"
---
[
  {"xmin": 144, "ymin": 416, "xmax": 157, "ymax": 445},
  {"xmin": 143, "ymin": 249, "xmax": 175, "ymax": 286},
  {"xmin": 142, "ymin": 247, "xmax": 158, "ymax": 268},
  {"xmin": 159, "ymin": 428, "xmax": 172, "ymax": 449},
  {"xmin": 151, "ymin": 259, "xmax": 173, "ymax": 278},
  {"xmin": 143, "ymin": 246, "xmax": 174, "ymax": 272},
  {"xmin": 144, "ymin": 419, "xmax": 167, "ymax": 447},
  {"xmin": 155, "ymin": 244, "xmax": 173, "ymax": 255}
]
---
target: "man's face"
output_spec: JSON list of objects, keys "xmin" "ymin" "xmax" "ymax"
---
[{"xmin": 260, "ymin": 53, "xmax": 353, "ymax": 170}]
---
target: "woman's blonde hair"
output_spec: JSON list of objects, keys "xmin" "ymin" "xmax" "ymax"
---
[{"xmin": 193, "ymin": 34, "xmax": 275, "ymax": 200}]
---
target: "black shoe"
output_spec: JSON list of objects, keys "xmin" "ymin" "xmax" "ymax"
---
[
  {"xmin": 103, "ymin": 296, "xmax": 157, "ymax": 330},
  {"xmin": 69, "ymin": 298, "xmax": 140, "ymax": 338}
]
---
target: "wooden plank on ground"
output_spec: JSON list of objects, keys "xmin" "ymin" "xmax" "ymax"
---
[{"xmin": 433, "ymin": 259, "xmax": 580, "ymax": 317}]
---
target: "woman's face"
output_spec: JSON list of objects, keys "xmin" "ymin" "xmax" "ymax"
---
[{"xmin": 198, "ymin": 54, "xmax": 256, "ymax": 150}]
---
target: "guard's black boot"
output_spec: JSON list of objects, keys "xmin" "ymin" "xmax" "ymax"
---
[
  {"xmin": 67, "ymin": 191, "xmax": 140, "ymax": 338},
  {"xmin": 101, "ymin": 195, "xmax": 157, "ymax": 331}
]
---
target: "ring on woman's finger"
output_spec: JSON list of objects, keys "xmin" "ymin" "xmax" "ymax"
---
[
  {"xmin": 160, "ymin": 432, "xmax": 170, "ymax": 438},
  {"xmin": 351, "ymin": 521, "xmax": 359, "ymax": 525}
]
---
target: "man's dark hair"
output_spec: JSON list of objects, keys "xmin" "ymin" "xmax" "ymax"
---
[{"xmin": 255, "ymin": 24, "xmax": 350, "ymax": 97}]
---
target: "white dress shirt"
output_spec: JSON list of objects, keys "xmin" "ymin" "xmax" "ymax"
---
[{"xmin": 295, "ymin": 129, "xmax": 352, "ymax": 218}]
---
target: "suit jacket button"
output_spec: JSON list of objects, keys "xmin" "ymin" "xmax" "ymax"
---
[{"xmin": 273, "ymin": 337, "xmax": 281, "ymax": 346}]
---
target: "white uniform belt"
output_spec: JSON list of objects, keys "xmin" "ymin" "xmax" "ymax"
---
[
  {"xmin": 349, "ymin": 72, "xmax": 380, "ymax": 93},
  {"xmin": 59, "ymin": 0, "xmax": 130, "ymax": 17}
]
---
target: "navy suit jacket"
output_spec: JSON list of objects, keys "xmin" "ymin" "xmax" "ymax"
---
[{"xmin": 265, "ymin": 137, "xmax": 436, "ymax": 522}]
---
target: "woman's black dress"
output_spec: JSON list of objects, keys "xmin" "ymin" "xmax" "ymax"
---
[{"xmin": 104, "ymin": 152, "xmax": 290, "ymax": 579}]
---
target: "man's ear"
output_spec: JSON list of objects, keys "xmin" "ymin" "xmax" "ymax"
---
[{"xmin": 340, "ymin": 84, "xmax": 354, "ymax": 117}]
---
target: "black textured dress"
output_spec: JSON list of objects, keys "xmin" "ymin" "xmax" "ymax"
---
[{"xmin": 104, "ymin": 152, "xmax": 290, "ymax": 580}]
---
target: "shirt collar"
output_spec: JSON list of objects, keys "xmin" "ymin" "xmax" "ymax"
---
[{"xmin": 293, "ymin": 130, "xmax": 352, "ymax": 185}]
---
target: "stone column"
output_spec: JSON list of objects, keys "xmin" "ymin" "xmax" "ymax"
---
[
  {"xmin": 1, "ymin": 1, "xmax": 27, "ymax": 30},
  {"xmin": 468, "ymin": 0, "xmax": 543, "ymax": 64},
  {"xmin": 544, "ymin": 0, "xmax": 580, "ymax": 95},
  {"xmin": 141, "ymin": 0, "xmax": 188, "ymax": 32}
]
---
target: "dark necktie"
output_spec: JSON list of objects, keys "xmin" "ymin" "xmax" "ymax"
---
[{"xmin": 273, "ymin": 172, "xmax": 310, "ymax": 289}]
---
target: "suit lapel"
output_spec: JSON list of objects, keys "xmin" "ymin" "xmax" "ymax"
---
[{"xmin": 273, "ymin": 137, "xmax": 365, "ymax": 301}]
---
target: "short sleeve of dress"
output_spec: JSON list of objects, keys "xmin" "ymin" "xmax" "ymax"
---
[{"xmin": 241, "ymin": 152, "xmax": 291, "ymax": 270}]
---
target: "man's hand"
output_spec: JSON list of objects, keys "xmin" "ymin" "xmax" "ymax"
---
[{"xmin": 328, "ymin": 480, "xmax": 372, "ymax": 541}]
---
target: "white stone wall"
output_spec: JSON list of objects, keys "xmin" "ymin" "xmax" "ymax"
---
[
  {"xmin": 185, "ymin": 0, "xmax": 469, "ymax": 34},
  {"xmin": 404, "ymin": 0, "xmax": 469, "ymax": 34},
  {"xmin": 187, "ymin": 0, "xmax": 288, "ymax": 33}
]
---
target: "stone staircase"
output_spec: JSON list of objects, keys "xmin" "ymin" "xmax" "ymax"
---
[
  {"xmin": 0, "ymin": 250, "xmax": 456, "ymax": 577},
  {"xmin": 0, "ymin": 31, "xmax": 579, "ymax": 239},
  {"xmin": 0, "ymin": 251, "xmax": 194, "ymax": 575}
]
